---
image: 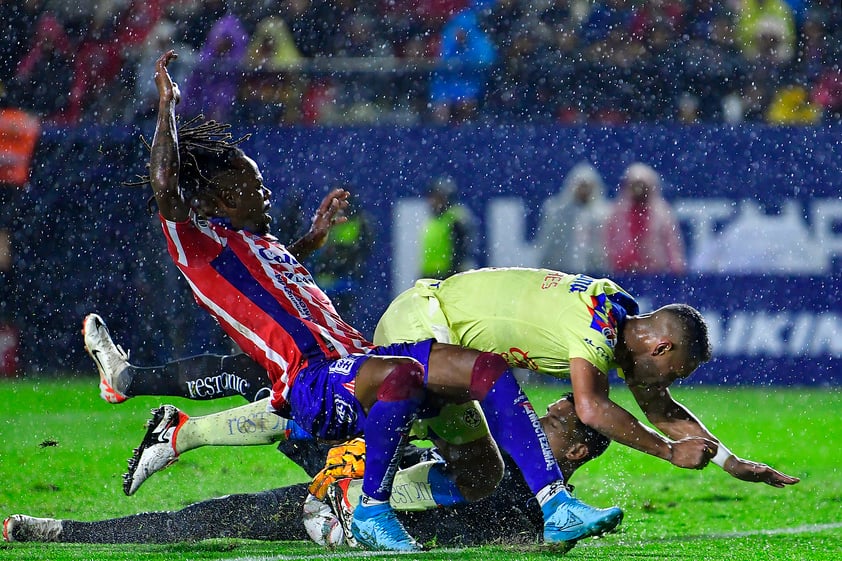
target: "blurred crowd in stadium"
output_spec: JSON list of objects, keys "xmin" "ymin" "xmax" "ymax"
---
[{"xmin": 1, "ymin": 0, "xmax": 840, "ymax": 127}]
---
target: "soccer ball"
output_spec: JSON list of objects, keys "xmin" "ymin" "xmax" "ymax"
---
[{"xmin": 303, "ymin": 493, "xmax": 345, "ymax": 547}]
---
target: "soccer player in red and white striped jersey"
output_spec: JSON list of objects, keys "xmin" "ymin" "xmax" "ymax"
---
[
  {"xmin": 140, "ymin": 50, "xmax": 625, "ymax": 551},
  {"xmin": 160, "ymin": 201, "xmax": 373, "ymax": 414}
]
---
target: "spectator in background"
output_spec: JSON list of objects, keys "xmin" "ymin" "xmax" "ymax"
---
[
  {"xmin": 633, "ymin": 16, "xmax": 686, "ymax": 121},
  {"xmin": 484, "ymin": 13, "xmax": 560, "ymax": 122},
  {"xmin": 183, "ymin": 11, "xmax": 249, "ymax": 122},
  {"xmin": 537, "ymin": 3, "xmax": 591, "ymax": 123},
  {"xmin": 735, "ymin": 0, "xmax": 795, "ymax": 62},
  {"xmin": 310, "ymin": 189, "xmax": 373, "ymax": 322},
  {"xmin": 535, "ymin": 162, "xmax": 609, "ymax": 275},
  {"xmin": 735, "ymin": 17, "xmax": 795, "ymax": 123},
  {"xmin": 804, "ymin": 0, "xmax": 842, "ymax": 50},
  {"xmin": 419, "ymin": 175, "xmax": 477, "ymax": 278},
  {"xmin": 793, "ymin": 14, "xmax": 831, "ymax": 87},
  {"xmin": 332, "ymin": 13, "xmax": 394, "ymax": 124},
  {"xmin": 803, "ymin": 1, "xmax": 842, "ymax": 123},
  {"xmin": 580, "ymin": 0, "xmax": 634, "ymax": 47},
  {"xmin": 0, "ymin": 0, "xmax": 45, "ymax": 90},
  {"xmin": 580, "ymin": 0, "xmax": 641, "ymax": 123},
  {"xmin": 429, "ymin": 3, "xmax": 496, "ymax": 124},
  {"xmin": 133, "ymin": 19, "xmax": 197, "ymax": 122},
  {"xmin": 172, "ymin": 0, "xmax": 229, "ymax": 52},
  {"xmin": 111, "ymin": 0, "xmax": 166, "ymax": 51},
  {"xmin": 244, "ymin": 16, "xmax": 301, "ymax": 68},
  {"xmin": 605, "ymin": 162, "xmax": 686, "ymax": 275},
  {"xmin": 10, "ymin": 11, "xmax": 75, "ymax": 123},
  {"xmin": 765, "ymin": 83, "xmax": 821, "ymax": 125},
  {"xmin": 239, "ymin": 15, "xmax": 303, "ymax": 125},
  {"xmin": 65, "ymin": 9, "xmax": 128, "ymax": 124},
  {"xmin": 683, "ymin": 8, "xmax": 746, "ymax": 122},
  {"xmin": 811, "ymin": 65, "xmax": 842, "ymax": 123},
  {"xmin": 629, "ymin": 0, "xmax": 686, "ymax": 39}
]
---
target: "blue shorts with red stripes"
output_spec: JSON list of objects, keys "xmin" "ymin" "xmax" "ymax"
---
[{"xmin": 289, "ymin": 338, "xmax": 435, "ymax": 441}]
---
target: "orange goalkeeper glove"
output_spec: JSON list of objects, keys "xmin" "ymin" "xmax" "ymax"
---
[{"xmin": 307, "ymin": 437, "xmax": 366, "ymax": 500}]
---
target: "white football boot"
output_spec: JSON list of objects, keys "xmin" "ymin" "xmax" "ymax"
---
[
  {"xmin": 3, "ymin": 515, "xmax": 63, "ymax": 542},
  {"xmin": 82, "ymin": 313, "xmax": 132, "ymax": 404},
  {"xmin": 123, "ymin": 405, "xmax": 188, "ymax": 495}
]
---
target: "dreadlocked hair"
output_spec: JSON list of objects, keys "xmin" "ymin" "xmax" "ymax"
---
[{"xmin": 124, "ymin": 115, "xmax": 251, "ymax": 214}]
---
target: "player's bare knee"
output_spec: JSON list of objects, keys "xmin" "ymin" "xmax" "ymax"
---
[
  {"xmin": 468, "ymin": 352, "xmax": 509, "ymax": 401},
  {"xmin": 376, "ymin": 360, "xmax": 425, "ymax": 402}
]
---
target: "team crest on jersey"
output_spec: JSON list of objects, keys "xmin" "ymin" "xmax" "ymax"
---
[
  {"xmin": 587, "ymin": 294, "xmax": 617, "ymax": 348},
  {"xmin": 462, "ymin": 406, "xmax": 483, "ymax": 428}
]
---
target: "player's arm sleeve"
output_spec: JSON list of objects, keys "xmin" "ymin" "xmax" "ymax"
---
[{"xmin": 567, "ymin": 338, "xmax": 612, "ymax": 375}]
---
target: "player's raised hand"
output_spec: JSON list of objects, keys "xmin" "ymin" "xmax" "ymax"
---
[
  {"xmin": 723, "ymin": 457, "xmax": 801, "ymax": 487},
  {"xmin": 669, "ymin": 437, "xmax": 716, "ymax": 469},
  {"xmin": 307, "ymin": 188, "xmax": 351, "ymax": 248},
  {"xmin": 286, "ymin": 188, "xmax": 352, "ymax": 260},
  {"xmin": 154, "ymin": 50, "xmax": 180, "ymax": 105}
]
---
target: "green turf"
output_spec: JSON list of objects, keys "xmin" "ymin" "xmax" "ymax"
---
[{"xmin": 1, "ymin": 377, "xmax": 840, "ymax": 561}]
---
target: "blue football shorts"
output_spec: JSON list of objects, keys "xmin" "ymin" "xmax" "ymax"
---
[{"xmin": 288, "ymin": 339, "xmax": 435, "ymax": 441}]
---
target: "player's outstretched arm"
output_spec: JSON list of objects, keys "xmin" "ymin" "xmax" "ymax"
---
[
  {"xmin": 630, "ymin": 384, "xmax": 799, "ymax": 487},
  {"xmin": 149, "ymin": 50, "xmax": 189, "ymax": 223},
  {"xmin": 720, "ymin": 455, "xmax": 800, "ymax": 487},
  {"xmin": 570, "ymin": 358, "xmax": 714, "ymax": 469},
  {"xmin": 630, "ymin": 383, "xmax": 717, "ymax": 441},
  {"xmin": 288, "ymin": 188, "xmax": 351, "ymax": 260}
]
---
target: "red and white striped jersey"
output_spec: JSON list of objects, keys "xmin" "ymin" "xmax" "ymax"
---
[{"xmin": 160, "ymin": 213, "xmax": 374, "ymax": 412}]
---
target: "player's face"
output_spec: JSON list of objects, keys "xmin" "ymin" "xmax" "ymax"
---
[
  {"xmin": 544, "ymin": 396, "xmax": 588, "ymax": 459},
  {"xmin": 625, "ymin": 347, "xmax": 699, "ymax": 391},
  {"xmin": 214, "ymin": 155, "xmax": 273, "ymax": 234}
]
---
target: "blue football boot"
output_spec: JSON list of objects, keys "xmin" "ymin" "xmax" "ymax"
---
[
  {"xmin": 350, "ymin": 499, "xmax": 422, "ymax": 552},
  {"xmin": 543, "ymin": 488, "xmax": 623, "ymax": 548}
]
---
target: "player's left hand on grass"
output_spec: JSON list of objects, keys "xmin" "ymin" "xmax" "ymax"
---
[
  {"xmin": 307, "ymin": 437, "xmax": 366, "ymax": 500},
  {"xmin": 723, "ymin": 457, "xmax": 801, "ymax": 487}
]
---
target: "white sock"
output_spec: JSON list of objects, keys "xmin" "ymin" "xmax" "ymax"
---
[
  {"xmin": 536, "ymin": 480, "xmax": 570, "ymax": 507},
  {"xmin": 360, "ymin": 494, "xmax": 388, "ymax": 507}
]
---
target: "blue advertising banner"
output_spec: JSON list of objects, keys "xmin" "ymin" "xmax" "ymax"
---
[
  {"xmin": 610, "ymin": 274, "xmax": 842, "ymax": 386},
  {"xmin": 11, "ymin": 124, "xmax": 841, "ymax": 385}
]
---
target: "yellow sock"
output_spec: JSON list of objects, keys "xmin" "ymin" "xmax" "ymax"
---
[
  {"xmin": 174, "ymin": 398, "xmax": 289, "ymax": 454},
  {"xmin": 345, "ymin": 461, "xmax": 442, "ymax": 512}
]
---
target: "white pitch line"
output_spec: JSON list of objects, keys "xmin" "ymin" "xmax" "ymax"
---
[
  {"xmin": 218, "ymin": 523, "xmax": 842, "ymax": 561},
  {"xmin": 590, "ymin": 521, "xmax": 842, "ymax": 547},
  {"xmin": 221, "ymin": 547, "xmax": 467, "ymax": 561},
  {"xmin": 691, "ymin": 521, "xmax": 842, "ymax": 540}
]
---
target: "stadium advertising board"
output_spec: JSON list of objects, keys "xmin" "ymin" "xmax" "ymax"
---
[{"xmin": 16, "ymin": 125, "xmax": 842, "ymax": 385}]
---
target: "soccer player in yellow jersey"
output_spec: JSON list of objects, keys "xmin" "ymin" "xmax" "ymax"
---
[
  {"xmin": 79, "ymin": 266, "xmax": 796, "ymax": 545},
  {"xmin": 375, "ymin": 267, "xmax": 798, "ymax": 488}
]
